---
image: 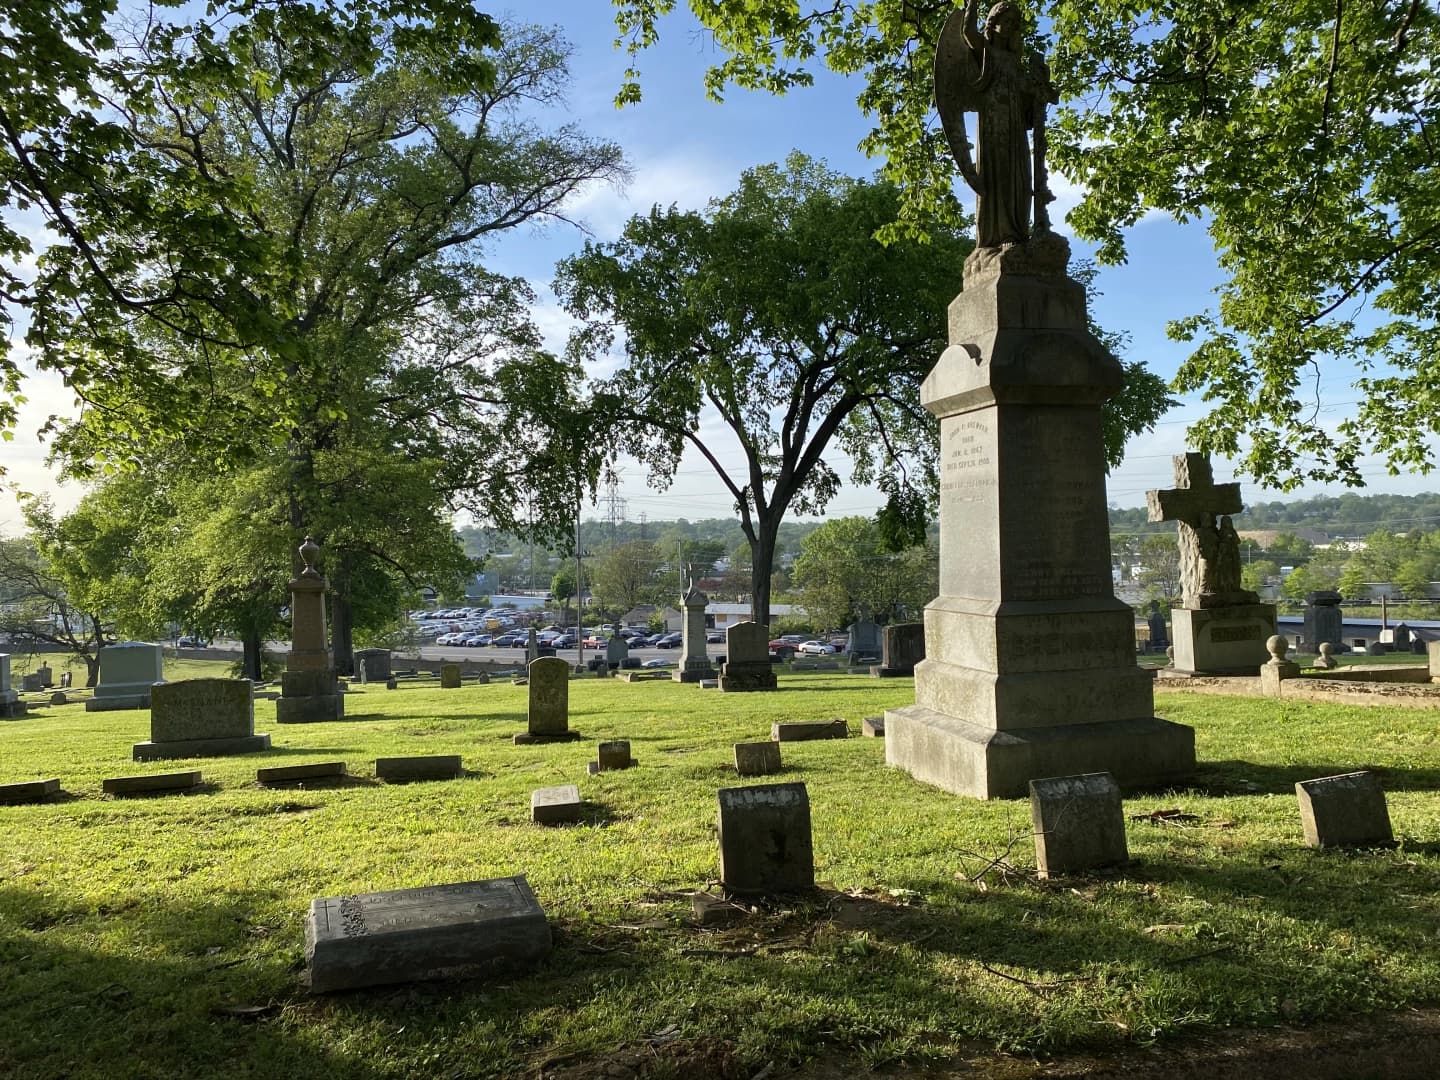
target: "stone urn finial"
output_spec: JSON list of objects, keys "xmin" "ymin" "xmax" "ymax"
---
[
  {"xmin": 299, "ymin": 535, "xmax": 322, "ymax": 578},
  {"xmin": 1266, "ymin": 634, "xmax": 1289, "ymax": 663}
]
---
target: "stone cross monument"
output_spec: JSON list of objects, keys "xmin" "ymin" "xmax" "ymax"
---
[
  {"xmin": 882, "ymin": 11, "xmax": 1195, "ymax": 798},
  {"xmin": 1146, "ymin": 453, "xmax": 1276, "ymax": 673},
  {"xmin": 276, "ymin": 536, "xmax": 345, "ymax": 723}
]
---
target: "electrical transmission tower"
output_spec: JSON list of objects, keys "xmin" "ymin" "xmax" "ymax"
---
[{"xmin": 601, "ymin": 471, "xmax": 627, "ymax": 539}]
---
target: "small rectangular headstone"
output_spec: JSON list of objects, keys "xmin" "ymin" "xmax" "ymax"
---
[
  {"xmin": 1029, "ymin": 772, "xmax": 1128, "ymax": 878},
  {"xmin": 717, "ymin": 782, "xmax": 814, "ymax": 894},
  {"xmin": 375, "ymin": 755, "xmax": 463, "ymax": 781},
  {"xmin": 586, "ymin": 740, "xmax": 633, "ymax": 775},
  {"xmin": 440, "ymin": 664, "xmax": 462, "ymax": 688},
  {"xmin": 21, "ymin": 672, "xmax": 43, "ymax": 692},
  {"xmin": 1296, "ymin": 771, "xmax": 1394, "ymax": 849},
  {"xmin": 733, "ymin": 741, "xmax": 781, "ymax": 777},
  {"xmin": 257, "ymin": 761, "xmax": 348, "ymax": 784},
  {"xmin": 0, "ymin": 777, "xmax": 60, "ymax": 804},
  {"xmin": 531, "ymin": 784, "xmax": 582, "ymax": 824},
  {"xmin": 862, "ymin": 716, "xmax": 885, "ymax": 737},
  {"xmin": 771, "ymin": 718, "xmax": 848, "ymax": 742},
  {"xmin": 102, "ymin": 770, "xmax": 202, "ymax": 796},
  {"xmin": 304, "ymin": 876, "xmax": 551, "ymax": 993}
]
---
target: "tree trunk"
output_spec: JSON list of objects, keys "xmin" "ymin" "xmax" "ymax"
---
[
  {"xmin": 750, "ymin": 517, "xmax": 780, "ymax": 633},
  {"xmin": 330, "ymin": 556, "xmax": 354, "ymax": 676},
  {"xmin": 84, "ymin": 654, "xmax": 99, "ymax": 688},
  {"xmin": 242, "ymin": 634, "xmax": 264, "ymax": 682}
]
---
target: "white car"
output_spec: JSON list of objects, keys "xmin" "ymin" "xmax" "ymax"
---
[{"xmin": 797, "ymin": 640, "xmax": 837, "ymax": 655}]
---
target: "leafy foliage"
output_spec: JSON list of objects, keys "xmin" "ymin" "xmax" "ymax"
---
[
  {"xmin": 792, "ymin": 516, "xmax": 937, "ymax": 629},
  {"xmin": 609, "ymin": 0, "xmax": 1440, "ymax": 488}
]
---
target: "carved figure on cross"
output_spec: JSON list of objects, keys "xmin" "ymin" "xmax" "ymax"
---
[{"xmin": 1146, "ymin": 453, "xmax": 1258, "ymax": 609}]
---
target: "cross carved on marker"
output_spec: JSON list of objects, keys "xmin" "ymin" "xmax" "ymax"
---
[{"xmin": 1146, "ymin": 453, "xmax": 1256, "ymax": 609}]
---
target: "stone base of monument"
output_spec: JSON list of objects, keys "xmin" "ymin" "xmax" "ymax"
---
[
  {"xmin": 869, "ymin": 664, "xmax": 914, "ymax": 678},
  {"xmin": 718, "ymin": 666, "xmax": 778, "ymax": 693},
  {"xmin": 132, "ymin": 733, "xmax": 271, "ymax": 761},
  {"xmin": 672, "ymin": 665, "xmax": 716, "ymax": 684},
  {"xmin": 512, "ymin": 731, "xmax": 582, "ymax": 745},
  {"xmin": 85, "ymin": 694, "xmax": 151, "ymax": 712},
  {"xmin": 1171, "ymin": 604, "xmax": 1277, "ymax": 674},
  {"xmin": 884, "ymin": 706, "xmax": 1195, "ymax": 800},
  {"xmin": 276, "ymin": 669, "xmax": 345, "ymax": 723},
  {"xmin": 304, "ymin": 876, "xmax": 551, "ymax": 994},
  {"xmin": 1, "ymin": 699, "xmax": 28, "ymax": 719}
]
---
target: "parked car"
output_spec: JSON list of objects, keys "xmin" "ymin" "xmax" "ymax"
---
[
  {"xmin": 797, "ymin": 640, "xmax": 837, "ymax": 655},
  {"xmin": 581, "ymin": 634, "xmax": 608, "ymax": 649},
  {"xmin": 654, "ymin": 632, "xmax": 682, "ymax": 648},
  {"xmin": 176, "ymin": 636, "xmax": 208, "ymax": 649},
  {"xmin": 706, "ymin": 631, "xmax": 726, "ymax": 643},
  {"xmin": 435, "ymin": 632, "xmax": 464, "ymax": 646},
  {"xmin": 553, "ymin": 634, "xmax": 578, "ymax": 648},
  {"xmin": 462, "ymin": 633, "xmax": 492, "ymax": 647},
  {"xmin": 491, "ymin": 631, "xmax": 523, "ymax": 647},
  {"xmin": 641, "ymin": 657, "xmax": 674, "ymax": 669},
  {"xmin": 768, "ymin": 639, "xmax": 797, "ymax": 660}
]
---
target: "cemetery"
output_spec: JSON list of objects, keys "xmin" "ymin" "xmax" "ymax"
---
[
  {"xmin": 3, "ymin": 0, "xmax": 1440, "ymax": 1076},
  {"xmin": 3, "ymin": 655, "xmax": 1440, "ymax": 1077}
]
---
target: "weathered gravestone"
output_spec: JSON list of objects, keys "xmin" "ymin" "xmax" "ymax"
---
[
  {"xmin": 102, "ymin": 770, "xmax": 202, "ymax": 796},
  {"xmin": 1315, "ymin": 641, "xmax": 1339, "ymax": 670},
  {"xmin": 531, "ymin": 784, "xmax": 582, "ymax": 824},
  {"xmin": 605, "ymin": 632, "xmax": 630, "ymax": 672},
  {"xmin": 674, "ymin": 587, "xmax": 717, "ymax": 683},
  {"xmin": 1146, "ymin": 601, "xmax": 1168, "ymax": 650},
  {"xmin": 258, "ymin": 761, "xmax": 346, "ymax": 784},
  {"xmin": 20, "ymin": 672, "xmax": 43, "ymax": 692},
  {"xmin": 1258, "ymin": 635, "xmax": 1302, "ymax": 698},
  {"xmin": 862, "ymin": 716, "xmax": 885, "ymax": 738},
  {"xmin": 1394, "ymin": 623, "xmax": 1412, "ymax": 651},
  {"xmin": 587, "ymin": 740, "xmax": 633, "ymax": 774},
  {"xmin": 85, "ymin": 642, "xmax": 165, "ymax": 711},
  {"xmin": 276, "ymin": 538, "xmax": 345, "ymax": 723},
  {"xmin": 717, "ymin": 782, "xmax": 814, "ymax": 894},
  {"xmin": 514, "ymin": 656, "xmax": 578, "ymax": 743},
  {"xmin": 0, "ymin": 654, "xmax": 25, "ymax": 719},
  {"xmin": 870, "ymin": 622, "xmax": 924, "ymax": 678},
  {"xmin": 771, "ymin": 718, "xmax": 848, "ymax": 742},
  {"xmin": 440, "ymin": 664, "xmax": 462, "ymax": 689},
  {"xmin": 718, "ymin": 621, "xmax": 777, "ymax": 693},
  {"xmin": 376, "ymin": 755, "xmax": 463, "ymax": 782},
  {"xmin": 525, "ymin": 628, "xmax": 539, "ymax": 666},
  {"xmin": 1303, "ymin": 591, "xmax": 1344, "ymax": 653},
  {"xmin": 846, "ymin": 612, "xmax": 883, "ymax": 663},
  {"xmin": 734, "ymin": 741, "xmax": 782, "ymax": 777},
  {"xmin": 133, "ymin": 678, "xmax": 271, "ymax": 761},
  {"xmin": 883, "ymin": 34, "xmax": 1194, "ymax": 797},
  {"xmin": 1147, "ymin": 454, "xmax": 1277, "ymax": 673},
  {"xmin": 0, "ymin": 777, "xmax": 60, "ymax": 804},
  {"xmin": 353, "ymin": 648, "xmax": 393, "ymax": 681},
  {"xmin": 59, "ymin": 670, "xmax": 72, "ymax": 689},
  {"xmin": 1296, "ymin": 771, "xmax": 1394, "ymax": 848},
  {"xmin": 304, "ymin": 876, "xmax": 551, "ymax": 993},
  {"xmin": 49, "ymin": 691, "xmax": 67, "ymax": 706},
  {"xmin": 1030, "ymin": 772, "xmax": 1129, "ymax": 878}
]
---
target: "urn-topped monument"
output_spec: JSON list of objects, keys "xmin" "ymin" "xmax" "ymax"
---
[
  {"xmin": 883, "ymin": 2, "xmax": 1195, "ymax": 798},
  {"xmin": 276, "ymin": 536, "xmax": 345, "ymax": 724}
]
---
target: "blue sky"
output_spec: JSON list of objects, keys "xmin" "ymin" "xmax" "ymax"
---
[{"xmin": 2, "ymin": 2, "xmax": 1431, "ymax": 532}]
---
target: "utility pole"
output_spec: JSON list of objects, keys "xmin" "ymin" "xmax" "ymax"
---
[{"xmin": 576, "ymin": 487, "xmax": 585, "ymax": 672}]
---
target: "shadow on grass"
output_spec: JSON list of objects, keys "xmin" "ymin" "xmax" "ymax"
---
[
  {"xmin": 0, "ymin": 886, "xmax": 384, "ymax": 1079},
  {"xmin": 1193, "ymin": 759, "xmax": 1440, "ymax": 795},
  {"xmin": 253, "ymin": 746, "xmax": 354, "ymax": 757},
  {"xmin": 254, "ymin": 775, "xmax": 380, "ymax": 791}
]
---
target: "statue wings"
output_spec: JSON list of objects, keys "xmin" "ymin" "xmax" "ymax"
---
[{"xmin": 934, "ymin": 6, "xmax": 985, "ymax": 193}]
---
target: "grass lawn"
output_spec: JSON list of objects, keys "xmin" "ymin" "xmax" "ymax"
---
[{"xmin": 2, "ymin": 671, "xmax": 1439, "ymax": 1079}]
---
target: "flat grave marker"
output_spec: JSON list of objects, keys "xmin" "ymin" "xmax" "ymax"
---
[
  {"xmin": 0, "ymin": 778, "xmax": 60, "ymax": 804},
  {"xmin": 258, "ymin": 761, "xmax": 348, "ymax": 784},
  {"xmin": 733, "ymin": 741, "xmax": 782, "ymax": 777},
  {"xmin": 305, "ymin": 876, "xmax": 551, "ymax": 993},
  {"xmin": 103, "ymin": 770, "xmax": 203, "ymax": 796},
  {"xmin": 531, "ymin": 784, "xmax": 582, "ymax": 824},
  {"xmin": 587, "ymin": 740, "xmax": 634, "ymax": 775},
  {"xmin": 771, "ymin": 718, "xmax": 848, "ymax": 742},
  {"xmin": 375, "ymin": 755, "xmax": 463, "ymax": 782}
]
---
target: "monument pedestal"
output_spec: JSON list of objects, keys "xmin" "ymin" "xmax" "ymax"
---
[
  {"xmin": 673, "ymin": 587, "xmax": 716, "ymax": 683},
  {"xmin": 885, "ymin": 257, "xmax": 1195, "ymax": 799},
  {"xmin": 1171, "ymin": 604, "xmax": 1277, "ymax": 674},
  {"xmin": 277, "ymin": 669, "xmax": 345, "ymax": 724},
  {"xmin": 276, "ymin": 538, "xmax": 345, "ymax": 724}
]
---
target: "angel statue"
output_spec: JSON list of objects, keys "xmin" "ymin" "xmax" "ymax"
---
[{"xmin": 935, "ymin": 0, "xmax": 1058, "ymax": 248}]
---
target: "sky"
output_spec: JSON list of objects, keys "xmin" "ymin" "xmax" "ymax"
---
[{"xmin": 2, "ymin": 1, "xmax": 1435, "ymax": 533}]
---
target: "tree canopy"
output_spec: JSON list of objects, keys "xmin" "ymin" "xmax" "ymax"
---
[{"xmin": 611, "ymin": 0, "xmax": 1440, "ymax": 489}]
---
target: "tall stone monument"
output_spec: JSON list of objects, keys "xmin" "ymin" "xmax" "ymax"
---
[
  {"xmin": 277, "ymin": 536, "xmax": 345, "ymax": 723},
  {"xmin": 673, "ymin": 585, "xmax": 716, "ymax": 683},
  {"xmin": 884, "ymin": 8, "xmax": 1195, "ymax": 798},
  {"xmin": 1146, "ymin": 454, "xmax": 1276, "ymax": 673},
  {"xmin": 1303, "ymin": 590, "xmax": 1344, "ymax": 652}
]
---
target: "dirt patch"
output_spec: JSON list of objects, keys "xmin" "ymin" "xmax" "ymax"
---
[{"xmin": 780, "ymin": 1008, "xmax": 1440, "ymax": 1079}]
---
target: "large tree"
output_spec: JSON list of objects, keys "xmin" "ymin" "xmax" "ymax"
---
[
  {"xmin": 0, "ymin": 0, "xmax": 504, "ymax": 465},
  {"xmin": 791, "ymin": 516, "xmax": 937, "ymax": 630},
  {"xmin": 610, "ymin": 1, "xmax": 1440, "ymax": 489},
  {"xmin": 559, "ymin": 154, "xmax": 1167, "ymax": 628}
]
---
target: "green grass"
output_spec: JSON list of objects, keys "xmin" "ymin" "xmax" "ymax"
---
[{"xmin": 3, "ymin": 674, "xmax": 1439, "ymax": 1078}]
